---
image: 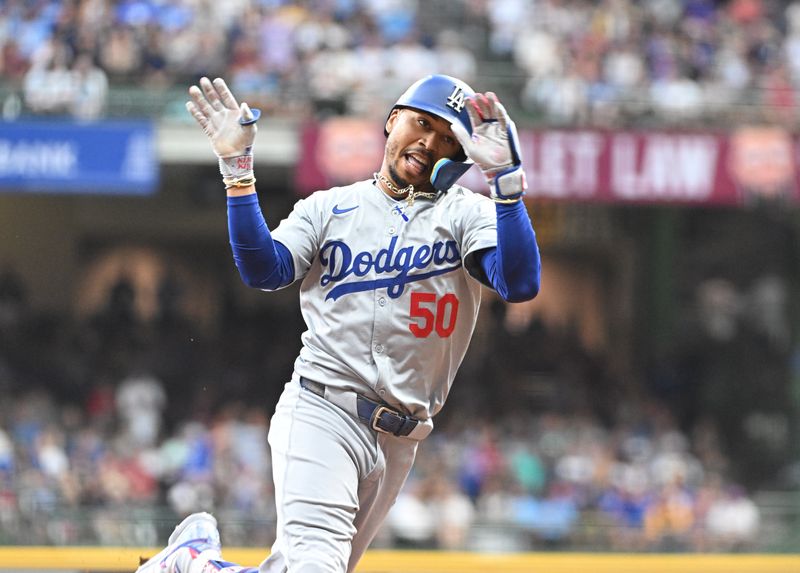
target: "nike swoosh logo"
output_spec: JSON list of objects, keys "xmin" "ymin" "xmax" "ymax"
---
[{"xmin": 332, "ymin": 204, "xmax": 359, "ymax": 215}]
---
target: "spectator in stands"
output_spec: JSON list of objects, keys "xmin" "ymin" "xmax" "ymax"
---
[
  {"xmin": 643, "ymin": 480, "xmax": 696, "ymax": 551},
  {"xmin": 385, "ymin": 478, "xmax": 439, "ymax": 549},
  {"xmin": 22, "ymin": 38, "xmax": 73, "ymax": 115},
  {"xmin": 115, "ymin": 370, "xmax": 167, "ymax": 449},
  {"xmin": 0, "ymin": 39, "xmax": 29, "ymax": 86},
  {"xmin": 69, "ymin": 52, "xmax": 108, "ymax": 120},
  {"xmin": 432, "ymin": 474, "xmax": 476, "ymax": 549},
  {"xmin": 705, "ymin": 484, "xmax": 761, "ymax": 551},
  {"xmin": 98, "ymin": 25, "xmax": 141, "ymax": 82}
]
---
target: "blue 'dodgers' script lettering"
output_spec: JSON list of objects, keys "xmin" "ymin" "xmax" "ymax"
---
[{"xmin": 320, "ymin": 236, "xmax": 462, "ymax": 300}]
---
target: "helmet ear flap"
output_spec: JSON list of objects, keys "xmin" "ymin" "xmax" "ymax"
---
[{"xmin": 431, "ymin": 158, "xmax": 473, "ymax": 191}]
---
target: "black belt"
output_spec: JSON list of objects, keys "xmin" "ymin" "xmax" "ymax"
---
[{"xmin": 299, "ymin": 377, "xmax": 419, "ymax": 437}]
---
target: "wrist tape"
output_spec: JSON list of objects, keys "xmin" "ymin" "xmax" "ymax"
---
[{"xmin": 219, "ymin": 153, "xmax": 254, "ymax": 188}]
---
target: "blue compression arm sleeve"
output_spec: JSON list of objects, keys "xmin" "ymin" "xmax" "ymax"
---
[
  {"xmin": 479, "ymin": 201, "xmax": 541, "ymax": 302},
  {"xmin": 227, "ymin": 194, "xmax": 294, "ymax": 290}
]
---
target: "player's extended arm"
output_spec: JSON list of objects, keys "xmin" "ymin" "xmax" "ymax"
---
[
  {"xmin": 186, "ymin": 77, "xmax": 294, "ymax": 290},
  {"xmin": 452, "ymin": 92, "xmax": 540, "ymax": 302}
]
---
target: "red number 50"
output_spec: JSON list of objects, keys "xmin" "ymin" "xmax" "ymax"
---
[{"xmin": 409, "ymin": 292, "xmax": 459, "ymax": 338}]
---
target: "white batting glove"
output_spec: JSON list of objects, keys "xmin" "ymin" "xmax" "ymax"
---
[
  {"xmin": 450, "ymin": 92, "xmax": 527, "ymax": 202},
  {"xmin": 186, "ymin": 77, "xmax": 260, "ymax": 186}
]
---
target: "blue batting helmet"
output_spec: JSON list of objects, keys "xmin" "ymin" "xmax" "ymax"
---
[{"xmin": 386, "ymin": 74, "xmax": 475, "ymax": 191}]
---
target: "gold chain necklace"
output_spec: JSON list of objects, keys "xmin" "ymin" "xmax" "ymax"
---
[{"xmin": 373, "ymin": 172, "xmax": 437, "ymax": 206}]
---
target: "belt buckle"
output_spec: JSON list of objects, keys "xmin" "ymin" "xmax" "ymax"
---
[{"xmin": 370, "ymin": 406, "xmax": 393, "ymax": 434}]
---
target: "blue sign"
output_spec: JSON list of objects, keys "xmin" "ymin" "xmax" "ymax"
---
[{"xmin": 0, "ymin": 120, "xmax": 158, "ymax": 194}]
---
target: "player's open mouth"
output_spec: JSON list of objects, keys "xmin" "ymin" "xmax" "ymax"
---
[{"xmin": 404, "ymin": 153, "xmax": 428, "ymax": 176}]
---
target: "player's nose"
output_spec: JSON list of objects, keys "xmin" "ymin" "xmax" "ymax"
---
[{"xmin": 417, "ymin": 132, "xmax": 446, "ymax": 157}]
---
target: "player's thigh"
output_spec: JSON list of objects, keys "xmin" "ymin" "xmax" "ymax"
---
[
  {"xmin": 268, "ymin": 383, "xmax": 378, "ymax": 570},
  {"xmin": 348, "ymin": 435, "xmax": 417, "ymax": 569}
]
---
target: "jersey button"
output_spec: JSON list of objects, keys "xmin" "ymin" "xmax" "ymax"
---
[
  {"xmin": 379, "ymin": 389, "xmax": 386, "ymax": 397},
  {"xmin": 378, "ymin": 297, "xmax": 386, "ymax": 306},
  {"xmin": 388, "ymin": 226, "xmax": 396, "ymax": 235},
  {"xmin": 375, "ymin": 344, "xmax": 384, "ymax": 354}
]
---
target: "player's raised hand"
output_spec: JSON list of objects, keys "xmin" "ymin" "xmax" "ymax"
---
[
  {"xmin": 186, "ymin": 77, "xmax": 259, "ymax": 158},
  {"xmin": 450, "ymin": 92, "xmax": 526, "ymax": 202},
  {"xmin": 186, "ymin": 77, "xmax": 261, "ymax": 188}
]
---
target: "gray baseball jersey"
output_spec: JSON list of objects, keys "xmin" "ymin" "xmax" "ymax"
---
[{"xmin": 270, "ymin": 178, "xmax": 497, "ymax": 421}]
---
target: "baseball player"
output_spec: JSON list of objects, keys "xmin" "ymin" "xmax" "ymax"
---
[{"xmin": 137, "ymin": 74, "xmax": 541, "ymax": 573}]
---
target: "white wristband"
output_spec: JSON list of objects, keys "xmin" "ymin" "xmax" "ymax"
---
[{"xmin": 218, "ymin": 154, "xmax": 254, "ymax": 180}]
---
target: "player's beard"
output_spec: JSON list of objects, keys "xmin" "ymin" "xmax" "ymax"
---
[
  {"xmin": 386, "ymin": 143, "xmax": 434, "ymax": 194},
  {"xmin": 387, "ymin": 164, "xmax": 412, "ymax": 191}
]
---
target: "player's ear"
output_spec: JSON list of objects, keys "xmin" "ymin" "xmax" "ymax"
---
[{"xmin": 385, "ymin": 109, "xmax": 401, "ymax": 134}]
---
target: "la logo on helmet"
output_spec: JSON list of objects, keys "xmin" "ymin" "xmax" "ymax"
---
[{"xmin": 446, "ymin": 85, "xmax": 466, "ymax": 113}]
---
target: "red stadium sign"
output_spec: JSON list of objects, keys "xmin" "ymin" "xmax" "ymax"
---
[{"xmin": 295, "ymin": 121, "xmax": 800, "ymax": 206}]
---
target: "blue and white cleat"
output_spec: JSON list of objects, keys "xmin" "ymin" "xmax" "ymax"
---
[{"xmin": 136, "ymin": 512, "xmax": 221, "ymax": 573}]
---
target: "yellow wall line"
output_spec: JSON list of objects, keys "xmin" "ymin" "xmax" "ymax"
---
[{"xmin": 0, "ymin": 548, "xmax": 798, "ymax": 573}]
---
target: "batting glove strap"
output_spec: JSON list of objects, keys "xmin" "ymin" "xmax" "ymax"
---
[
  {"xmin": 489, "ymin": 165, "xmax": 527, "ymax": 202},
  {"xmin": 219, "ymin": 153, "xmax": 254, "ymax": 180}
]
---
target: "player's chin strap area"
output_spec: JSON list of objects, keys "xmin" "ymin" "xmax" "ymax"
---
[{"xmin": 298, "ymin": 376, "xmax": 433, "ymax": 441}]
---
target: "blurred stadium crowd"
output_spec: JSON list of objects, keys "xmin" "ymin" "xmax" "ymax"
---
[
  {"xmin": 1, "ymin": 0, "xmax": 800, "ymax": 125},
  {"xmin": 0, "ymin": 268, "xmax": 762, "ymax": 551},
  {"xmin": 0, "ymin": 0, "xmax": 795, "ymax": 553}
]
